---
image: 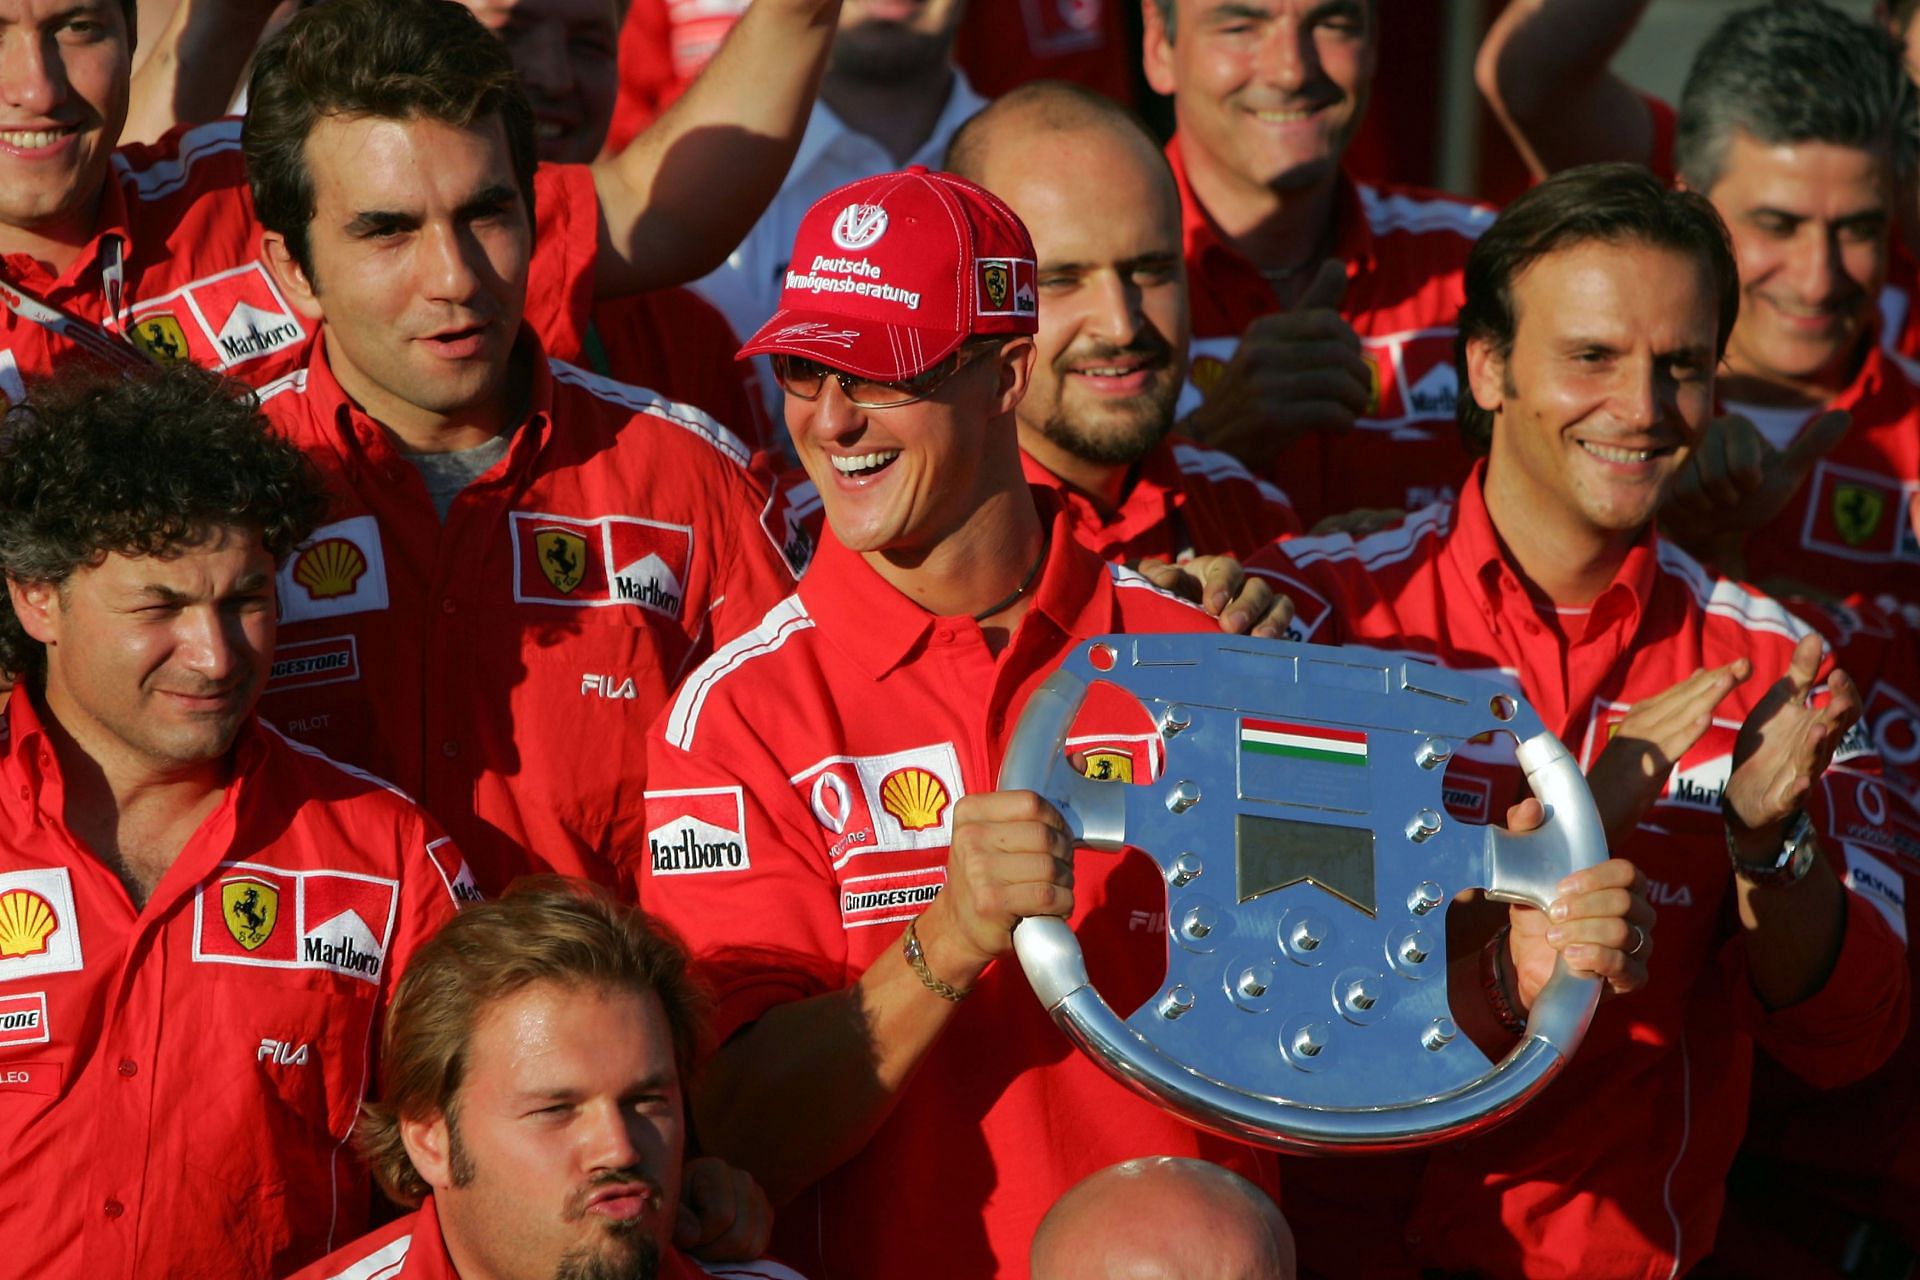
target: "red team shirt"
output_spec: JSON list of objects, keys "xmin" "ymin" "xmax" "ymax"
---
[
  {"xmin": 635, "ymin": 506, "xmax": 1280, "ymax": 1278},
  {"xmin": 1172, "ymin": 141, "xmax": 1494, "ymax": 525},
  {"xmin": 286, "ymin": 1194, "xmax": 805, "ymax": 1280},
  {"xmin": 0, "ymin": 121, "xmax": 601, "ymax": 397},
  {"xmin": 1245, "ymin": 469, "xmax": 1909, "ymax": 1279},
  {"xmin": 255, "ymin": 333, "xmax": 795, "ymax": 894},
  {"xmin": 0, "ymin": 694, "xmax": 466, "ymax": 1280},
  {"xmin": 1732, "ymin": 342, "xmax": 1920, "ymax": 605}
]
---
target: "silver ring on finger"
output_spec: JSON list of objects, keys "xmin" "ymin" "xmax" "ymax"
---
[{"xmin": 1626, "ymin": 923, "xmax": 1649, "ymax": 958}]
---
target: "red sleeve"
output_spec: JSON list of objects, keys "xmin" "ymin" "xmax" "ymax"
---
[
  {"xmin": 606, "ymin": 0, "xmax": 680, "ymax": 153},
  {"xmin": 709, "ymin": 457, "xmax": 799, "ymax": 647},
  {"xmin": 636, "ymin": 728, "xmax": 845, "ymax": 1043},
  {"xmin": 527, "ymin": 164, "xmax": 602, "ymax": 364},
  {"xmin": 1243, "ymin": 541, "xmax": 1354, "ymax": 646},
  {"xmin": 1644, "ymin": 93, "xmax": 1677, "ymax": 186}
]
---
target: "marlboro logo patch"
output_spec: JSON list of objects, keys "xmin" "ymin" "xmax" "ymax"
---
[
  {"xmin": 510, "ymin": 512, "xmax": 693, "ymax": 619},
  {"xmin": 125, "ymin": 262, "xmax": 307, "ymax": 371},
  {"xmin": 645, "ymin": 787, "xmax": 751, "ymax": 876},
  {"xmin": 192, "ymin": 863, "xmax": 399, "ymax": 983}
]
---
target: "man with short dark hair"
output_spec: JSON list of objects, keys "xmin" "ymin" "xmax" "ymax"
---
[
  {"xmin": 248, "ymin": 0, "xmax": 796, "ymax": 893},
  {"xmin": 1249, "ymin": 163, "xmax": 1909, "ymax": 1280},
  {"xmin": 0, "ymin": 364, "xmax": 467, "ymax": 1279},
  {"xmin": 287, "ymin": 878, "xmax": 803, "ymax": 1280},
  {"xmin": 1479, "ymin": 1, "xmax": 1920, "ymax": 605},
  {"xmin": 0, "ymin": 0, "xmax": 841, "ymax": 397},
  {"xmin": 1141, "ymin": 0, "xmax": 1496, "ymax": 524}
]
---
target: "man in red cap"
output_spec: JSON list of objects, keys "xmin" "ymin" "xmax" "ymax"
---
[{"xmin": 632, "ymin": 166, "xmax": 1648, "ymax": 1278}]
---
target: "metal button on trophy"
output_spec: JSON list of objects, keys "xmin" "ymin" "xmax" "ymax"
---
[{"xmin": 1000, "ymin": 635, "xmax": 1607, "ymax": 1151}]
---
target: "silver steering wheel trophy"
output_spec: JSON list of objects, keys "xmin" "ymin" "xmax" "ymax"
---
[{"xmin": 999, "ymin": 635, "xmax": 1607, "ymax": 1153}]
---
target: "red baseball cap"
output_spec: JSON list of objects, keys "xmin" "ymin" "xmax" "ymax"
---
[{"xmin": 738, "ymin": 166, "xmax": 1040, "ymax": 380}]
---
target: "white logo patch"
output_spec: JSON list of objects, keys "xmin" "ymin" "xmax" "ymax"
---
[
  {"xmin": 831, "ymin": 203, "xmax": 889, "ymax": 251},
  {"xmin": 645, "ymin": 787, "xmax": 751, "ymax": 876},
  {"xmin": 790, "ymin": 744, "xmax": 967, "ymax": 867},
  {"xmin": 0, "ymin": 991, "xmax": 49, "ymax": 1048},
  {"xmin": 278, "ymin": 515, "xmax": 390, "ymax": 624},
  {"xmin": 0, "ymin": 868, "xmax": 84, "ymax": 982},
  {"xmin": 1844, "ymin": 846, "xmax": 1909, "ymax": 946}
]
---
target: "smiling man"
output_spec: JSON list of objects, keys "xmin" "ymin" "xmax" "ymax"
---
[
  {"xmin": 0, "ymin": 364, "xmax": 469, "ymax": 1279},
  {"xmin": 246, "ymin": 0, "xmax": 796, "ymax": 893},
  {"xmin": 1247, "ymin": 163, "xmax": 1909, "ymax": 1280},
  {"xmin": 288, "ymin": 879, "xmax": 804, "ymax": 1280},
  {"xmin": 1477, "ymin": 2, "xmax": 1920, "ymax": 605},
  {"xmin": 1141, "ymin": 0, "xmax": 1495, "ymax": 523}
]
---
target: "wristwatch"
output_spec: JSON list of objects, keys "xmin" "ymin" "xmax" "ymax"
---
[{"xmin": 1724, "ymin": 805, "xmax": 1818, "ymax": 888}]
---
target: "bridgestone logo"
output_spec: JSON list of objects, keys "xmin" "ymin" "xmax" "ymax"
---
[
  {"xmin": 0, "ymin": 1010, "xmax": 39, "ymax": 1031},
  {"xmin": 271, "ymin": 651, "xmax": 353, "ymax": 681},
  {"xmin": 842, "ymin": 885, "xmax": 940, "ymax": 914},
  {"xmin": 651, "ymin": 829, "xmax": 746, "ymax": 873},
  {"xmin": 303, "ymin": 934, "xmax": 380, "ymax": 976}
]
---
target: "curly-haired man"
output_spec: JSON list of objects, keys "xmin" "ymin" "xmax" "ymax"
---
[{"xmin": 0, "ymin": 364, "xmax": 471, "ymax": 1279}]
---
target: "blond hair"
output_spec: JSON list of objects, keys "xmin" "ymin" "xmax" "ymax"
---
[{"xmin": 357, "ymin": 877, "xmax": 708, "ymax": 1204}]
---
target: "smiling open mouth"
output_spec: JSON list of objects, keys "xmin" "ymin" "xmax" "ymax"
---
[{"xmin": 831, "ymin": 450, "xmax": 900, "ymax": 478}]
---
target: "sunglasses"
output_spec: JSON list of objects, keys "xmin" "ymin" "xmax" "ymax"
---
[{"xmin": 769, "ymin": 342, "xmax": 997, "ymax": 409}]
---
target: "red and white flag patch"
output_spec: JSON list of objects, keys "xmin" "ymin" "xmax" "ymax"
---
[{"xmin": 510, "ymin": 511, "xmax": 694, "ymax": 619}]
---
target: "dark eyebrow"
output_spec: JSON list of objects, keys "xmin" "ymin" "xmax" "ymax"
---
[
  {"xmin": 344, "ymin": 209, "xmax": 418, "ymax": 238},
  {"xmin": 457, "ymin": 185, "xmax": 520, "ymax": 219},
  {"xmin": 1306, "ymin": 0, "xmax": 1366, "ymax": 20},
  {"xmin": 1201, "ymin": 1, "xmax": 1271, "ymax": 22}
]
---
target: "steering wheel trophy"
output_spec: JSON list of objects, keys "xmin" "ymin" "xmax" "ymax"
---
[{"xmin": 999, "ymin": 634, "xmax": 1607, "ymax": 1153}]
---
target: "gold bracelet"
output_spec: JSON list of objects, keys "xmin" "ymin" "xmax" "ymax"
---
[{"xmin": 902, "ymin": 917, "xmax": 969, "ymax": 1002}]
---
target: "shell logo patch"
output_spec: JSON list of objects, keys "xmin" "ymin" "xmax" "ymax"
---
[
  {"xmin": 278, "ymin": 515, "xmax": 389, "ymax": 624},
  {"xmin": 0, "ymin": 869, "xmax": 83, "ymax": 980},
  {"xmin": 880, "ymin": 766, "xmax": 950, "ymax": 832},
  {"xmin": 0, "ymin": 889, "xmax": 57, "ymax": 959},
  {"xmin": 1189, "ymin": 355, "xmax": 1226, "ymax": 397},
  {"xmin": 293, "ymin": 538, "xmax": 368, "ymax": 601}
]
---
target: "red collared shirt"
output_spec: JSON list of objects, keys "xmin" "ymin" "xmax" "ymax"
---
[
  {"xmin": 1171, "ymin": 140, "xmax": 1494, "ymax": 525},
  {"xmin": 255, "ymin": 334, "xmax": 795, "ymax": 893},
  {"xmin": 1721, "ymin": 342, "xmax": 1920, "ymax": 604},
  {"xmin": 770, "ymin": 437, "xmax": 1301, "ymax": 574},
  {"xmin": 1245, "ymin": 468, "xmax": 1909, "ymax": 1280},
  {"xmin": 0, "ymin": 693, "xmax": 466, "ymax": 1280},
  {"xmin": 0, "ymin": 121, "xmax": 599, "ymax": 396},
  {"xmin": 634, "ymin": 506, "xmax": 1280, "ymax": 1278},
  {"xmin": 284, "ymin": 1193, "xmax": 807, "ymax": 1280}
]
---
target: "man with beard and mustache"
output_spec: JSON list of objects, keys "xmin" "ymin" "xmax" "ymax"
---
[
  {"xmin": 287, "ymin": 878, "xmax": 805, "ymax": 1280},
  {"xmin": 945, "ymin": 81, "xmax": 1303, "ymax": 567}
]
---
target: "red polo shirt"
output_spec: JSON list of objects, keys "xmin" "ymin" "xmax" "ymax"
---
[
  {"xmin": 1245, "ymin": 469, "xmax": 1909, "ymax": 1280},
  {"xmin": 634, "ymin": 505, "xmax": 1280, "ymax": 1278},
  {"xmin": 1171, "ymin": 139, "xmax": 1494, "ymax": 525},
  {"xmin": 0, "ymin": 693, "xmax": 466, "ymax": 1280},
  {"xmin": 1722, "ymin": 342, "xmax": 1920, "ymax": 605},
  {"xmin": 0, "ymin": 121, "xmax": 599, "ymax": 396},
  {"xmin": 256, "ymin": 333, "xmax": 795, "ymax": 893},
  {"xmin": 284, "ymin": 1193, "xmax": 806, "ymax": 1280}
]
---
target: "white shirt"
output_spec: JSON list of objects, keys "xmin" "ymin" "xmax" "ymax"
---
[{"xmin": 693, "ymin": 69, "xmax": 989, "ymax": 422}]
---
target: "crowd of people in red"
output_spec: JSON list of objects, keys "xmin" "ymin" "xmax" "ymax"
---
[{"xmin": 0, "ymin": 0, "xmax": 1916, "ymax": 1277}]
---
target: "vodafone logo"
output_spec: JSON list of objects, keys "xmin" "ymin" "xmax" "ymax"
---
[{"xmin": 831, "ymin": 203, "xmax": 888, "ymax": 251}]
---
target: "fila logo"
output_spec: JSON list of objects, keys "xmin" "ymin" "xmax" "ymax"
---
[
  {"xmin": 831, "ymin": 203, "xmax": 888, "ymax": 251},
  {"xmin": 257, "ymin": 1038, "xmax": 310, "ymax": 1066},
  {"xmin": 1646, "ymin": 879, "xmax": 1694, "ymax": 908},
  {"xmin": 581, "ymin": 674, "xmax": 638, "ymax": 700},
  {"xmin": 1128, "ymin": 910, "xmax": 1168, "ymax": 933}
]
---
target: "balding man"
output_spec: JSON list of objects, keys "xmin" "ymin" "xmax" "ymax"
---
[
  {"xmin": 942, "ymin": 82, "xmax": 1305, "ymax": 570},
  {"xmin": 1031, "ymin": 1158, "xmax": 1296, "ymax": 1280}
]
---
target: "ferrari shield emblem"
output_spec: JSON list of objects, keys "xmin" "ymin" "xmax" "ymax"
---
[
  {"xmin": 1082, "ymin": 751, "xmax": 1135, "ymax": 783},
  {"xmin": 980, "ymin": 262, "xmax": 1010, "ymax": 311},
  {"xmin": 536, "ymin": 528, "xmax": 589, "ymax": 594},
  {"xmin": 1362, "ymin": 354, "xmax": 1382, "ymax": 415},
  {"xmin": 1834, "ymin": 483, "xmax": 1885, "ymax": 547},
  {"xmin": 131, "ymin": 313, "xmax": 190, "ymax": 365},
  {"xmin": 222, "ymin": 877, "xmax": 280, "ymax": 951}
]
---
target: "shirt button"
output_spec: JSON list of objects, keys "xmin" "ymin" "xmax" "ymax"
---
[
  {"xmin": 117, "ymin": 1058, "xmax": 137, "ymax": 1077},
  {"xmin": 103, "ymin": 1198, "xmax": 124, "ymax": 1219},
  {"xmin": 441, "ymin": 740, "xmax": 459, "ymax": 758},
  {"xmin": 441, "ymin": 598, "xmax": 457, "ymax": 615}
]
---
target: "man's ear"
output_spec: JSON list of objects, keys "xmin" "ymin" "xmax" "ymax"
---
[
  {"xmin": 262, "ymin": 231, "xmax": 324, "ymax": 323},
  {"xmin": 1465, "ymin": 337, "xmax": 1508, "ymax": 416},
  {"xmin": 1142, "ymin": 0, "xmax": 1177, "ymax": 99},
  {"xmin": 8, "ymin": 579, "xmax": 62, "ymax": 647},
  {"xmin": 992, "ymin": 337, "xmax": 1037, "ymax": 417},
  {"xmin": 400, "ymin": 1111, "xmax": 457, "ymax": 1192}
]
